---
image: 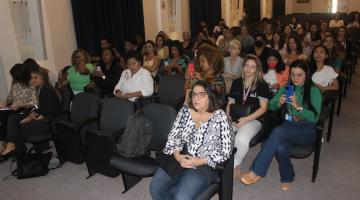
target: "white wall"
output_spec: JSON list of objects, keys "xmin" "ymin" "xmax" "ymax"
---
[
  {"xmin": 286, "ymin": 0, "xmax": 360, "ymax": 14},
  {"xmin": 0, "ymin": 0, "xmax": 76, "ymax": 99}
]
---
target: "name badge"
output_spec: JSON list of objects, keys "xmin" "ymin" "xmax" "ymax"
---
[{"xmin": 285, "ymin": 113, "xmax": 292, "ymax": 122}]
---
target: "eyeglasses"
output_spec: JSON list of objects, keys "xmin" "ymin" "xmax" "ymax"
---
[{"xmin": 191, "ymin": 92, "xmax": 207, "ymax": 99}]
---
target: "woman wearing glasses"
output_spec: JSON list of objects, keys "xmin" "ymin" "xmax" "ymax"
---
[
  {"xmin": 150, "ymin": 80, "xmax": 234, "ymax": 200},
  {"xmin": 226, "ymin": 54, "xmax": 271, "ymax": 179}
]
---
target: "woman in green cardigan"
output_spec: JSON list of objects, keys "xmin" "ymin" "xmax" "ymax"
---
[{"xmin": 240, "ymin": 59, "xmax": 322, "ymax": 191}]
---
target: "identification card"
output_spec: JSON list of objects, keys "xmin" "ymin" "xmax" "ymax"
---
[{"xmin": 285, "ymin": 113, "xmax": 292, "ymax": 122}]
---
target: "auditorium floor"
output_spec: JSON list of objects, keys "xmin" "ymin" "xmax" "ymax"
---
[{"xmin": 1, "ymin": 63, "xmax": 360, "ymax": 200}]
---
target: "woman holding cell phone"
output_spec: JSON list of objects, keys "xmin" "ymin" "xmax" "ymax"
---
[{"xmin": 240, "ymin": 59, "xmax": 322, "ymax": 191}]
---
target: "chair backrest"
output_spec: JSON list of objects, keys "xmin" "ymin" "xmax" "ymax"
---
[
  {"xmin": 157, "ymin": 75, "xmax": 185, "ymax": 108},
  {"xmin": 143, "ymin": 103, "xmax": 177, "ymax": 151},
  {"xmin": 70, "ymin": 92, "xmax": 100, "ymax": 126},
  {"xmin": 99, "ymin": 98, "xmax": 134, "ymax": 133}
]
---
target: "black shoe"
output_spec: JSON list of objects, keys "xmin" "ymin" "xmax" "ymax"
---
[{"xmin": 0, "ymin": 150, "xmax": 15, "ymax": 163}]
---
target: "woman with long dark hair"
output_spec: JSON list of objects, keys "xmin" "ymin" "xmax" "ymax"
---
[
  {"xmin": 240, "ymin": 60, "xmax": 322, "ymax": 191},
  {"xmin": 1, "ymin": 68, "xmax": 61, "ymax": 159},
  {"xmin": 263, "ymin": 50, "xmax": 289, "ymax": 92}
]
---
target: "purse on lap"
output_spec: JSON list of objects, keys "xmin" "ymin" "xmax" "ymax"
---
[{"xmin": 229, "ymin": 104, "xmax": 254, "ymax": 122}]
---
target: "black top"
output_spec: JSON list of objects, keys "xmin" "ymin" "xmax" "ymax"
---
[
  {"xmin": 228, "ymin": 78, "xmax": 271, "ymax": 111},
  {"xmin": 36, "ymin": 84, "xmax": 61, "ymax": 120},
  {"xmin": 99, "ymin": 61, "xmax": 122, "ymax": 96}
]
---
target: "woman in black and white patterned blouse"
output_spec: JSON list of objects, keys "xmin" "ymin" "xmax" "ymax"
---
[{"xmin": 150, "ymin": 80, "xmax": 234, "ymax": 200}]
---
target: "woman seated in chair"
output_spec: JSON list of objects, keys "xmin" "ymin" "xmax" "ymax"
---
[
  {"xmin": 184, "ymin": 42, "xmax": 226, "ymax": 103},
  {"xmin": 113, "ymin": 50, "xmax": 154, "ymax": 102},
  {"xmin": 310, "ymin": 45, "xmax": 339, "ymax": 92},
  {"xmin": 240, "ymin": 59, "xmax": 322, "ymax": 191},
  {"xmin": 223, "ymin": 39, "xmax": 244, "ymax": 94},
  {"xmin": 263, "ymin": 50, "xmax": 290, "ymax": 93},
  {"xmin": 93, "ymin": 47, "xmax": 123, "ymax": 97},
  {"xmin": 226, "ymin": 54, "xmax": 271, "ymax": 179},
  {"xmin": 1, "ymin": 68, "xmax": 61, "ymax": 159},
  {"xmin": 0, "ymin": 64, "xmax": 37, "ymax": 161},
  {"xmin": 57, "ymin": 49, "xmax": 94, "ymax": 95},
  {"xmin": 150, "ymin": 80, "xmax": 234, "ymax": 200},
  {"xmin": 143, "ymin": 40, "xmax": 161, "ymax": 77},
  {"xmin": 162, "ymin": 40, "xmax": 189, "ymax": 76}
]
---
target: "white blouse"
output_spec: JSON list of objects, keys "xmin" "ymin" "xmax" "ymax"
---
[
  {"xmin": 113, "ymin": 67, "xmax": 154, "ymax": 101},
  {"xmin": 163, "ymin": 106, "xmax": 234, "ymax": 169}
]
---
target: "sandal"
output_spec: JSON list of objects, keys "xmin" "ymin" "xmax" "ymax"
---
[{"xmin": 240, "ymin": 171, "xmax": 261, "ymax": 185}]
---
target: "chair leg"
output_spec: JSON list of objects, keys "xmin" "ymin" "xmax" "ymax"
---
[
  {"xmin": 312, "ymin": 128, "xmax": 323, "ymax": 183},
  {"xmin": 326, "ymin": 101, "xmax": 336, "ymax": 143},
  {"xmin": 121, "ymin": 173, "xmax": 142, "ymax": 193},
  {"xmin": 219, "ymin": 150, "xmax": 235, "ymax": 200}
]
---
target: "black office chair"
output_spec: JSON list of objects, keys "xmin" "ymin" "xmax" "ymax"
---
[
  {"xmin": 157, "ymin": 75, "xmax": 186, "ymax": 109},
  {"xmin": 85, "ymin": 98, "xmax": 134, "ymax": 178},
  {"xmin": 53, "ymin": 92, "xmax": 100, "ymax": 164},
  {"xmin": 110, "ymin": 103, "xmax": 177, "ymax": 193},
  {"xmin": 289, "ymin": 108, "xmax": 328, "ymax": 182},
  {"xmin": 196, "ymin": 149, "xmax": 237, "ymax": 200}
]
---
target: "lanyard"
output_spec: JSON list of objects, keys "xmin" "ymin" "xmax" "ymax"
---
[{"xmin": 242, "ymin": 84, "xmax": 253, "ymax": 104}]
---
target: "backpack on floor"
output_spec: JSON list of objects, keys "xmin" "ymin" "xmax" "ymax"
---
[{"xmin": 116, "ymin": 110, "xmax": 153, "ymax": 158}]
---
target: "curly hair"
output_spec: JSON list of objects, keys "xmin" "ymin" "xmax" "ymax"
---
[
  {"xmin": 71, "ymin": 49, "xmax": 91, "ymax": 65},
  {"xmin": 195, "ymin": 45, "xmax": 224, "ymax": 76}
]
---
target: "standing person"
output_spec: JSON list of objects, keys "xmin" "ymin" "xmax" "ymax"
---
[
  {"xmin": 223, "ymin": 40, "xmax": 244, "ymax": 94},
  {"xmin": 226, "ymin": 54, "xmax": 271, "ymax": 178},
  {"xmin": 240, "ymin": 59, "xmax": 322, "ymax": 191},
  {"xmin": 1, "ymin": 68, "xmax": 61, "ymax": 159},
  {"xmin": 150, "ymin": 80, "xmax": 234, "ymax": 200}
]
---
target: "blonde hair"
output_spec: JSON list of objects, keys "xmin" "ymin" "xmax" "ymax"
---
[
  {"xmin": 240, "ymin": 54, "xmax": 264, "ymax": 91},
  {"xmin": 229, "ymin": 39, "xmax": 242, "ymax": 49}
]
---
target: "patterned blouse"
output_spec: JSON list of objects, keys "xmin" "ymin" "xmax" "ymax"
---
[
  {"xmin": 6, "ymin": 82, "xmax": 37, "ymax": 107},
  {"xmin": 163, "ymin": 106, "xmax": 234, "ymax": 169}
]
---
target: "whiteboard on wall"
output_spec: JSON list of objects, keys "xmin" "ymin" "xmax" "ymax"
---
[
  {"xmin": 0, "ymin": 55, "xmax": 9, "ymax": 100},
  {"xmin": 9, "ymin": 0, "xmax": 46, "ymax": 61}
]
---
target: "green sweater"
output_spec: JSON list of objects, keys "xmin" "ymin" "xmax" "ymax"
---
[{"xmin": 269, "ymin": 86, "xmax": 322, "ymax": 123}]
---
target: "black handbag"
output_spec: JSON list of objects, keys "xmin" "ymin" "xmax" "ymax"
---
[
  {"xmin": 156, "ymin": 153, "xmax": 185, "ymax": 178},
  {"xmin": 230, "ymin": 104, "xmax": 254, "ymax": 122},
  {"xmin": 12, "ymin": 151, "xmax": 52, "ymax": 179}
]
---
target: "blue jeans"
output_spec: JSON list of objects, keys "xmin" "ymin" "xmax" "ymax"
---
[
  {"xmin": 250, "ymin": 120, "xmax": 316, "ymax": 183},
  {"xmin": 150, "ymin": 167, "xmax": 210, "ymax": 200}
]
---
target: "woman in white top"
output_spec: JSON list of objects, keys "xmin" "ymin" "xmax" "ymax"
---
[
  {"xmin": 310, "ymin": 45, "xmax": 339, "ymax": 92},
  {"xmin": 114, "ymin": 50, "xmax": 154, "ymax": 101},
  {"xmin": 143, "ymin": 40, "xmax": 161, "ymax": 77},
  {"xmin": 223, "ymin": 40, "xmax": 244, "ymax": 94}
]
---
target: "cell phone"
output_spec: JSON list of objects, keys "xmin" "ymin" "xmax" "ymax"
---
[
  {"xmin": 285, "ymin": 85, "xmax": 294, "ymax": 103},
  {"xmin": 187, "ymin": 63, "xmax": 195, "ymax": 77}
]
